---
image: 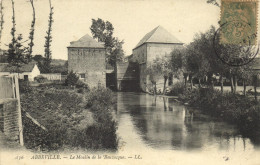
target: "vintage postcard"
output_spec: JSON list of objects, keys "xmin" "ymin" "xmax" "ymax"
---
[{"xmin": 0, "ymin": 0, "xmax": 260, "ymax": 165}]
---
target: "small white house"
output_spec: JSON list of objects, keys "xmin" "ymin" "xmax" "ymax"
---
[{"xmin": 0, "ymin": 62, "xmax": 40, "ymax": 81}]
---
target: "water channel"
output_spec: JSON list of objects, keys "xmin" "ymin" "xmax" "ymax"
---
[{"xmin": 115, "ymin": 92, "xmax": 260, "ymax": 164}]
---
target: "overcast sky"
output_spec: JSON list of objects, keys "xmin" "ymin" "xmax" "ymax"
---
[{"xmin": 1, "ymin": 0, "xmax": 221, "ymax": 60}]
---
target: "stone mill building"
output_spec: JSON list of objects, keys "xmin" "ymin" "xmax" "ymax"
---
[
  {"xmin": 131, "ymin": 26, "xmax": 184, "ymax": 91},
  {"xmin": 67, "ymin": 34, "xmax": 106, "ymax": 88}
]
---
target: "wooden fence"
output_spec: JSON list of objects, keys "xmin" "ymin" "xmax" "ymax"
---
[
  {"xmin": 41, "ymin": 73, "xmax": 62, "ymax": 81},
  {"xmin": 0, "ymin": 76, "xmax": 14, "ymax": 99}
]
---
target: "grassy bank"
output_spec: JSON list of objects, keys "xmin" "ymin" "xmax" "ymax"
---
[
  {"xmin": 20, "ymin": 85, "xmax": 118, "ymax": 152},
  {"xmin": 178, "ymin": 87, "xmax": 260, "ymax": 138}
]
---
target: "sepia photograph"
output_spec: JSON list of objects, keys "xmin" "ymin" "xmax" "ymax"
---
[{"xmin": 0, "ymin": 0, "xmax": 260, "ymax": 164}]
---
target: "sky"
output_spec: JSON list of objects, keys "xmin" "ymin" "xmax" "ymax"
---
[{"xmin": 1, "ymin": 0, "xmax": 221, "ymax": 60}]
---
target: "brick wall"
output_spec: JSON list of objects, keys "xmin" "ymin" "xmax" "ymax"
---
[
  {"xmin": 68, "ymin": 48, "xmax": 106, "ymax": 88},
  {"xmin": 0, "ymin": 98, "xmax": 19, "ymax": 141}
]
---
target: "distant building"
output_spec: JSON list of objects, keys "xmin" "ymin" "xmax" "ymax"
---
[
  {"xmin": 67, "ymin": 34, "xmax": 106, "ymax": 88},
  {"xmin": 131, "ymin": 26, "xmax": 184, "ymax": 91},
  {"xmin": 0, "ymin": 62, "xmax": 40, "ymax": 81}
]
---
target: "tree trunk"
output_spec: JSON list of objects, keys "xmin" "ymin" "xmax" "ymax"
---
[
  {"xmin": 230, "ymin": 76, "xmax": 234, "ymax": 93},
  {"xmin": 184, "ymin": 75, "xmax": 187, "ymax": 89},
  {"xmin": 163, "ymin": 76, "xmax": 167, "ymax": 95},
  {"xmin": 243, "ymin": 79, "xmax": 246, "ymax": 96},
  {"xmin": 198, "ymin": 78, "xmax": 201, "ymax": 88},
  {"xmin": 190, "ymin": 77, "xmax": 193, "ymax": 90},
  {"xmin": 253, "ymin": 74, "xmax": 257, "ymax": 101},
  {"xmin": 154, "ymin": 83, "xmax": 157, "ymax": 95},
  {"xmin": 234, "ymin": 75, "xmax": 237, "ymax": 93},
  {"xmin": 220, "ymin": 75, "xmax": 223, "ymax": 94}
]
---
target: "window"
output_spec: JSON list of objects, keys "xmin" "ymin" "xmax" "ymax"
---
[
  {"xmin": 24, "ymin": 75, "xmax": 29, "ymax": 81},
  {"xmin": 80, "ymin": 74, "xmax": 85, "ymax": 79}
]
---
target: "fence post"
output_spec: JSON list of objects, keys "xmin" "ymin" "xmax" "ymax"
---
[{"xmin": 14, "ymin": 75, "xmax": 24, "ymax": 146}]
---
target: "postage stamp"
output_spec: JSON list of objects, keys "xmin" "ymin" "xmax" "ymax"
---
[
  {"xmin": 213, "ymin": 0, "xmax": 259, "ymax": 66},
  {"xmin": 220, "ymin": 0, "xmax": 258, "ymax": 45}
]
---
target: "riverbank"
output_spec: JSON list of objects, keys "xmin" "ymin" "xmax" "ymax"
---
[
  {"xmin": 178, "ymin": 88, "xmax": 260, "ymax": 137},
  {"xmin": 20, "ymin": 84, "xmax": 118, "ymax": 152}
]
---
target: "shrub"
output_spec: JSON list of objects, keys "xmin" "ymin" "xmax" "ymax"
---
[
  {"xmin": 167, "ymin": 82, "xmax": 186, "ymax": 96},
  {"xmin": 76, "ymin": 80, "xmax": 89, "ymax": 90},
  {"xmin": 34, "ymin": 75, "xmax": 48, "ymax": 83},
  {"xmin": 19, "ymin": 79, "xmax": 32, "ymax": 93},
  {"xmin": 21, "ymin": 86, "xmax": 118, "ymax": 151},
  {"xmin": 65, "ymin": 71, "xmax": 79, "ymax": 86},
  {"xmin": 179, "ymin": 87, "xmax": 260, "ymax": 136}
]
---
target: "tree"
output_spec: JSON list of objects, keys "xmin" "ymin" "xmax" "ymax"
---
[
  {"xmin": 171, "ymin": 48, "xmax": 189, "ymax": 89},
  {"xmin": 0, "ymin": 0, "xmax": 4, "ymax": 46},
  {"xmin": 90, "ymin": 18, "xmax": 124, "ymax": 67},
  {"xmin": 43, "ymin": 0, "xmax": 54, "ymax": 73},
  {"xmin": 65, "ymin": 71, "xmax": 79, "ymax": 87},
  {"xmin": 145, "ymin": 60, "xmax": 162, "ymax": 94},
  {"xmin": 7, "ymin": 0, "xmax": 30, "ymax": 72},
  {"xmin": 27, "ymin": 0, "xmax": 36, "ymax": 57},
  {"xmin": 155, "ymin": 56, "xmax": 173, "ymax": 95}
]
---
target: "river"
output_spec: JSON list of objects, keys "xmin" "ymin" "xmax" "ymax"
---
[{"xmin": 115, "ymin": 92, "xmax": 260, "ymax": 165}]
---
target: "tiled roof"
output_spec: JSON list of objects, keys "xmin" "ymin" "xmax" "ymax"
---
[
  {"xmin": 0, "ymin": 62, "xmax": 37, "ymax": 72},
  {"xmin": 133, "ymin": 26, "xmax": 183, "ymax": 49},
  {"xmin": 68, "ymin": 34, "xmax": 105, "ymax": 48}
]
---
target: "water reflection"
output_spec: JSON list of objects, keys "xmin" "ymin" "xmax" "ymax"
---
[{"xmin": 116, "ymin": 92, "xmax": 259, "ymax": 152}]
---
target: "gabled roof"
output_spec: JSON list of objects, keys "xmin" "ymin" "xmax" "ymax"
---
[
  {"xmin": 68, "ymin": 34, "xmax": 105, "ymax": 48},
  {"xmin": 0, "ymin": 62, "xmax": 37, "ymax": 72},
  {"xmin": 133, "ymin": 26, "xmax": 183, "ymax": 50}
]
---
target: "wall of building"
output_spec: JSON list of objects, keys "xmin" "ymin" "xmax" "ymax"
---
[
  {"xmin": 68, "ymin": 47, "xmax": 106, "ymax": 88},
  {"xmin": 134, "ymin": 43, "xmax": 183, "ymax": 92},
  {"xmin": 132, "ymin": 44, "xmax": 147, "ymax": 64},
  {"xmin": 147, "ymin": 43, "xmax": 183, "ymax": 63}
]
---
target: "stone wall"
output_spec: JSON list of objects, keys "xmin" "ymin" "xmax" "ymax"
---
[
  {"xmin": 132, "ymin": 44, "xmax": 147, "ymax": 64},
  {"xmin": 68, "ymin": 48, "xmax": 106, "ymax": 88},
  {"xmin": 147, "ymin": 43, "xmax": 183, "ymax": 62}
]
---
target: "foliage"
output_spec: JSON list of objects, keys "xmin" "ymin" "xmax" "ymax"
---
[
  {"xmin": 179, "ymin": 88, "xmax": 260, "ymax": 136},
  {"xmin": 7, "ymin": 0, "xmax": 32, "ymax": 71},
  {"xmin": 21, "ymin": 87, "xmax": 118, "ymax": 151},
  {"xmin": 145, "ymin": 60, "xmax": 162, "ymax": 93},
  {"xmin": 167, "ymin": 82, "xmax": 186, "ymax": 96},
  {"xmin": 19, "ymin": 79, "xmax": 32, "ymax": 93},
  {"xmin": 90, "ymin": 18, "xmax": 124, "ymax": 67},
  {"xmin": 27, "ymin": 0, "xmax": 36, "ymax": 57},
  {"xmin": 33, "ymin": 55, "xmax": 68, "ymax": 74},
  {"xmin": 65, "ymin": 71, "xmax": 79, "ymax": 86},
  {"xmin": 34, "ymin": 75, "xmax": 48, "ymax": 83},
  {"xmin": 43, "ymin": 0, "xmax": 54, "ymax": 73}
]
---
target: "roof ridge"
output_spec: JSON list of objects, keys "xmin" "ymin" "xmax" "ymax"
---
[{"xmin": 145, "ymin": 26, "xmax": 160, "ymax": 43}]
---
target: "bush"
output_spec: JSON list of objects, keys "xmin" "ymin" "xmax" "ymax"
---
[
  {"xmin": 34, "ymin": 75, "xmax": 48, "ymax": 83},
  {"xmin": 65, "ymin": 71, "xmax": 79, "ymax": 86},
  {"xmin": 179, "ymin": 87, "xmax": 260, "ymax": 136},
  {"xmin": 21, "ymin": 86, "xmax": 118, "ymax": 151},
  {"xmin": 167, "ymin": 82, "xmax": 186, "ymax": 96},
  {"xmin": 19, "ymin": 79, "xmax": 32, "ymax": 93}
]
